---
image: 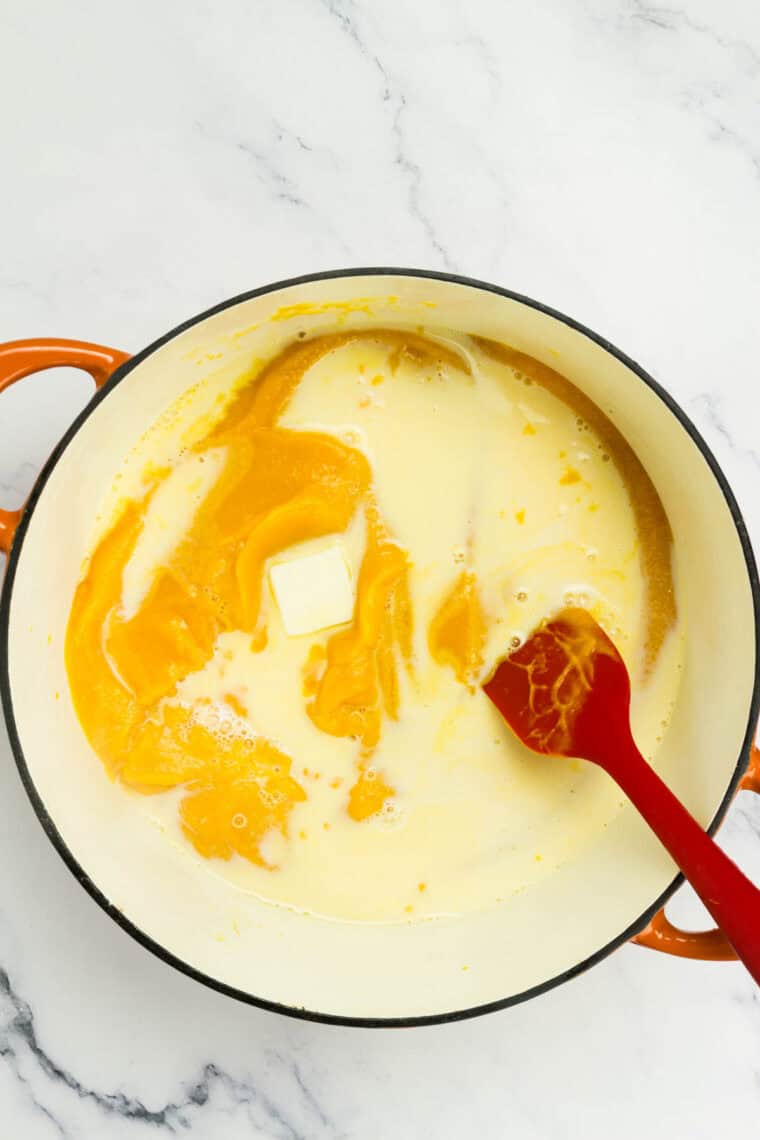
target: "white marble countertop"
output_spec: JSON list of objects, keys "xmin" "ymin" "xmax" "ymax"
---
[{"xmin": 1, "ymin": 1, "xmax": 759, "ymax": 1135}]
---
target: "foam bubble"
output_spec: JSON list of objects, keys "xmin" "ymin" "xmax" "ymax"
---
[
  {"xmin": 563, "ymin": 587, "xmax": 594, "ymax": 608},
  {"xmin": 380, "ymin": 798, "xmax": 403, "ymax": 825}
]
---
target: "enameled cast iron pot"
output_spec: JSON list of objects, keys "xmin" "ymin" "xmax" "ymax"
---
[{"xmin": 1, "ymin": 269, "xmax": 758, "ymax": 1026}]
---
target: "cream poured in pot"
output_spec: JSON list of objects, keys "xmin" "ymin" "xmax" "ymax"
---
[{"xmin": 64, "ymin": 327, "xmax": 681, "ymax": 923}]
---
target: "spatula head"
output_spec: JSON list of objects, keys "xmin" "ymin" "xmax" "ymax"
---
[{"xmin": 482, "ymin": 607, "xmax": 632, "ymax": 762}]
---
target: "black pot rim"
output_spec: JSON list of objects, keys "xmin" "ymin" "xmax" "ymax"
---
[{"xmin": 1, "ymin": 266, "xmax": 758, "ymax": 1029}]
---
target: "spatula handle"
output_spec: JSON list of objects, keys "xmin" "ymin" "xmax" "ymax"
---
[{"xmin": 611, "ymin": 733, "xmax": 760, "ymax": 985}]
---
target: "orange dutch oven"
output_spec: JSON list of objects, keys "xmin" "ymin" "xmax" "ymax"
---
[{"xmin": 1, "ymin": 269, "xmax": 758, "ymax": 1025}]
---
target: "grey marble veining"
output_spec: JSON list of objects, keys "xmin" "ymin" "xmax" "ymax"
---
[
  {"xmin": 0, "ymin": 963, "xmax": 338, "ymax": 1139},
  {"xmin": 1, "ymin": 0, "xmax": 759, "ymax": 1136}
]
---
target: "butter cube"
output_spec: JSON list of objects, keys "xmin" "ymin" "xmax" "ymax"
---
[{"xmin": 269, "ymin": 543, "xmax": 355, "ymax": 636}]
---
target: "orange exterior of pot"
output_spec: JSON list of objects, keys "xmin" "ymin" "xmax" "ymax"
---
[{"xmin": 0, "ymin": 339, "xmax": 130, "ymax": 555}]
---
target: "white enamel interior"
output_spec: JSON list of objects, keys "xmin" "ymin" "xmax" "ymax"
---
[{"xmin": 5, "ymin": 274, "xmax": 757, "ymax": 1020}]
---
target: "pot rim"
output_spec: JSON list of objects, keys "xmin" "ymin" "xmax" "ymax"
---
[{"xmin": 1, "ymin": 266, "xmax": 758, "ymax": 1028}]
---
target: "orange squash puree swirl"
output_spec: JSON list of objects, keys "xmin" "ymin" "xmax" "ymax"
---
[
  {"xmin": 65, "ymin": 330, "xmax": 465, "ymax": 866},
  {"xmin": 428, "ymin": 570, "xmax": 487, "ymax": 688},
  {"xmin": 303, "ymin": 527, "xmax": 412, "ymax": 821}
]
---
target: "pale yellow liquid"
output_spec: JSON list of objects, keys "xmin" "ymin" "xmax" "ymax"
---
[{"xmin": 79, "ymin": 330, "xmax": 682, "ymax": 923}]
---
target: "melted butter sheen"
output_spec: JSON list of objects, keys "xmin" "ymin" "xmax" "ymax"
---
[{"xmin": 65, "ymin": 326, "xmax": 679, "ymax": 915}]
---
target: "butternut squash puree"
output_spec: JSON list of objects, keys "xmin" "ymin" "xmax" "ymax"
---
[
  {"xmin": 66, "ymin": 331, "xmax": 462, "ymax": 867},
  {"xmin": 64, "ymin": 325, "xmax": 681, "ymax": 918},
  {"xmin": 428, "ymin": 570, "xmax": 487, "ymax": 688},
  {"xmin": 303, "ymin": 536, "xmax": 411, "ymax": 751}
]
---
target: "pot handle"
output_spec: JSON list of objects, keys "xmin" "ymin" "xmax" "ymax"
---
[
  {"xmin": 632, "ymin": 744, "xmax": 760, "ymax": 960},
  {"xmin": 0, "ymin": 338, "xmax": 130, "ymax": 556}
]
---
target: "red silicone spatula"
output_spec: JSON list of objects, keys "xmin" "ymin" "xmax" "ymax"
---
[{"xmin": 483, "ymin": 607, "xmax": 760, "ymax": 985}]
